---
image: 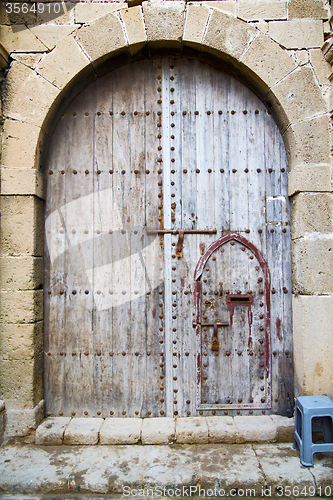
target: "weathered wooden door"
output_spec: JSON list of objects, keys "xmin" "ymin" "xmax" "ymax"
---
[{"xmin": 44, "ymin": 58, "xmax": 293, "ymax": 418}]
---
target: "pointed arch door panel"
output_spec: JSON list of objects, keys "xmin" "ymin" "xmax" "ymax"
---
[
  {"xmin": 194, "ymin": 233, "xmax": 271, "ymax": 411},
  {"xmin": 44, "ymin": 57, "xmax": 293, "ymax": 418}
]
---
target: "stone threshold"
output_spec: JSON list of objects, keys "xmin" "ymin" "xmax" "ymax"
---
[{"xmin": 35, "ymin": 414, "xmax": 294, "ymax": 446}]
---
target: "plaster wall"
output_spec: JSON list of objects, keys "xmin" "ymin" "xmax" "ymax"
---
[{"xmin": 0, "ymin": 0, "xmax": 332, "ymax": 439}]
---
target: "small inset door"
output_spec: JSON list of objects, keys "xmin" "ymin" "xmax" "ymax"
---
[{"xmin": 195, "ymin": 233, "xmax": 271, "ymax": 412}]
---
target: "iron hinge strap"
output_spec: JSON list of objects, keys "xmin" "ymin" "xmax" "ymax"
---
[{"xmin": 192, "ymin": 322, "xmax": 229, "ymax": 327}]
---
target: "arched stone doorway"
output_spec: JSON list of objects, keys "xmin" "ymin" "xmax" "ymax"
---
[{"xmin": 44, "ymin": 56, "xmax": 293, "ymax": 419}]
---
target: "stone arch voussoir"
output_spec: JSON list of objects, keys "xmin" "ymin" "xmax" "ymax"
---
[{"xmin": 2, "ymin": 3, "xmax": 329, "ymax": 182}]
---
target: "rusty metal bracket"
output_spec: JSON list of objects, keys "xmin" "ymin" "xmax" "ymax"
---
[
  {"xmin": 147, "ymin": 229, "xmax": 217, "ymax": 258},
  {"xmin": 193, "ymin": 321, "xmax": 229, "ymax": 351},
  {"xmin": 176, "ymin": 230, "xmax": 184, "ymax": 257},
  {"xmin": 212, "ymin": 323, "xmax": 219, "ymax": 351}
]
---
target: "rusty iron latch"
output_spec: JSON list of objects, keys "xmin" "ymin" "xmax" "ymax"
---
[
  {"xmin": 147, "ymin": 229, "xmax": 217, "ymax": 257},
  {"xmin": 176, "ymin": 230, "xmax": 184, "ymax": 257},
  {"xmin": 193, "ymin": 321, "xmax": 229, "ymax": 351}
]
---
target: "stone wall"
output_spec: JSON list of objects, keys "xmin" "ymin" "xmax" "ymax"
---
[{"xmin": 0, "ymin": 0, "xmax": 332, "ymax": 439}]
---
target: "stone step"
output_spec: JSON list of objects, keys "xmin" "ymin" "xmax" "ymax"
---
[
  {"xmin": 35, "ymin": 414, "xmax": 294, "ymax": 446},
  {"xmin": 1, "ymin": 442, "xmax": 332, "ymax": 497}
]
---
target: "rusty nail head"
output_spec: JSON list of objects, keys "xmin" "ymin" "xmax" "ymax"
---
[
  {"xmin": 72, "ymin": 352, "xmax": 76, "ymax": 356},
  {"xmin": 47, "ymin": 351, "xmax": 51, "ymax": 356},
  {"xmin": 60, "ymin": 351, "xmax": 64, "ymax": 356},
  {"xmin": 135, "ymin": 411, "xmax": 139, "ymax": 415},
  {"xmin": 249, "ymin": 398, "xmax": 254, "ymax": 403},
  {"xmin": 147, "ymin": 351, "xmax": 151, "ymax": 356},
  {"xmin": 238, "ymin": 398, "xmax": 243, "ymax": 403},
  {"xmin": 72, "ymin": 411, "xmax": 76, "ymax": 416},
  {"xmin": 110, "ymin": 411, "xmax": 114, "ymax": 415},
  {"xmin": 122, "ymin": 411, "xmax": 126, "ymax": 415},
  {"xmin": 47, "ymin": 412, "xmax": 51, "ymax": 416},
  {"xmin": 97, "ymin": 411, "xmax": 101, "ymax": 415}
]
